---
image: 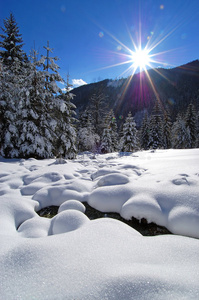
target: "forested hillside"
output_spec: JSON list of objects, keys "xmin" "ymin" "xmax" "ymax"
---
[{"xmin": 72, "ymin": 60, "xmax": 199, "ymax": 123}]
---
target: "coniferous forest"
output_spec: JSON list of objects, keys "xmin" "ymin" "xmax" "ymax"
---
[{"xmin": 0, "ymin": 13, "xmax": 199, "ymax": 159}]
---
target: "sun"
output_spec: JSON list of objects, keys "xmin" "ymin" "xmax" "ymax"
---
[
  {"xmin": 90, "ymin": 11, "xmax": 182, "ymax": 106},
  {"xmin": 131, "ymin": 48, "xmax": 151, "ymax": 70},
  {"xmin": 92, "ymin": 20, "xmax": 177, "ymax": 82}
]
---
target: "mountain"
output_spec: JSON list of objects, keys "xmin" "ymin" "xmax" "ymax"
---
[{"xmin": 72, "ymin": 60, "xmax": 199, "ymax": 125}]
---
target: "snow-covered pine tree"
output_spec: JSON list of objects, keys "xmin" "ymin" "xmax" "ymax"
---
[
  {"xmin": 107, "ymin": 109, "xmax": 118, "ymax": 151},
  {"xmin": 39, "ymin": 41, "xmax": 63, "ymax": 94},
  {"xmin": 120, "ymin": 112, "xmax": 139, "ymax": 152},
  {"xmin": 100, "ymin": 127, "xmax": 113, "ymax": 153},
  {"xmin": 100, "ymin": 109, "xmax": 118, "ymax": 153},
  {"xmin": 139, "ymin": 112, "xmax": 150, "ymax": 150},
  {"xmin": 79, "ymin": 109, "xmax": 92, "ymax": 128},
  {"xmin": 171, "ymin": 113, "xmax": 191, "ymax": 149},
  {"xmin": 36, "ymin": 41, "xmax": 64, "ymax": 157},
  {"xmin": 163, "ymin": 109, "xmax": 172, "ymax": 149},
  {"xmin": 148, "ymin": 101, "xmax": 164, "ymax": 149},
  {"xmin": 195, "ymin": 110, "xmax": 199, "ymax": 148},
  {"xmin": 0, "ymin": 12, "xmax": 25, "ymax": 66},
  {"xmin": 185, "ymin": 103, "xmax": 196, "ymax": 148},
  {"xmin": 0, "ymin": 61, "xmax": 20, "ymax": 157},
  {"xmin": 88, "ymin": 93, "xmax": 108, "ymax": 136},
  {"xmin": 0, "ymin": 61, "xmax": 3, "ymax": 141},
  {"xmin": 77, "ymin": 109, "xmax": 99, "ymax": 152},
  {"xmin": 17, "ymin": 48, "xmax": 52, "ymax": 158},
  {"xmin": 0, "ymin": 13, "xmax": 28, "ymax": 157},
  {"xmin": 54, "ymin": 78, "xmax": 77, "ymax": 159}
]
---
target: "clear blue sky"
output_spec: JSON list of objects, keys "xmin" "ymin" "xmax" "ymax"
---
[{"xmin": 1, "ymin": 0, "xmax": 199, "ymax": 88}]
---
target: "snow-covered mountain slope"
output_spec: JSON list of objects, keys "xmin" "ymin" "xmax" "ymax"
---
[{"xmin": 0, "ymin": 149, "xmax": 199, "ymax": 299}]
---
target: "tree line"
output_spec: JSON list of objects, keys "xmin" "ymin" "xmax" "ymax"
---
[
  {"xmin": 0, "ymin": 13, "xmax": 198, "ymax": 159},
  {"xmin": 77, "ymin": 95, "xmax": 199, "ymax": 153}
]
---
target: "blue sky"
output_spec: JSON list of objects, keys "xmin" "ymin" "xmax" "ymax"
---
[{"xmin": 1, "ymin": 0, "xmax": 199, "ymax": 88}]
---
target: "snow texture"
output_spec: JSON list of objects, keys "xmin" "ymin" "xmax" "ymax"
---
[
  {"xmin": 58, "ymin": 200, "xmax": 86, "ymax": 213},
  {"xmin": 0, "ymin": 149, "xmax": 199, "ymax": 299}
]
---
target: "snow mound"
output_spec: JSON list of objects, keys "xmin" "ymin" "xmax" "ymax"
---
[
  {"xmin": 21, "ymin": 181, "xmax": 47, "ymax": 195},
  {"xmin": 51, "ymin": 210, "xmax": 89, "ymax": 234},
  {"xmin": 96, "ymin": 173, "xmax": 129, "ymax": 187},
  {"xmin": 23, "ymin": 171, "xmax": 64, "ymax": 185},
  {"xmin": 58, "ymin": 200, "xmax": 86, "ymax": 213},
  {"xmin": 119, "ymin": 163, "xmax": 146, "ymax": 176},
  {"xmin": 88, "ymin": 184, "xmax": 133, "ymax": 213},
  {"xmin": 121, "ymin": 193, "xmax": 165, "ymax": 225},
  {"xmin": 168, "ymin": 206, "xmax": 199, "ymax": 238},
  {"xmin": 33, "ymin": 184, "xmax": 85, "ymax": 209},
  {"xmin": 91, "ymin": 168, "xmax": 120, "ymax": 180},
  {"xmin": 18, "ymin": 216, "xmax": 51, "ymax": 238}
]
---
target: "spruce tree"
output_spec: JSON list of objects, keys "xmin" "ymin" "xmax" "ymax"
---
[
  {"xmin": 120, "ymin": 112, "xmax": 139, "ymax": 152},
  {"xmin": 0, "ymin": 65, "xmax": 20, "ymax": 157},
  {"xmin": 163, "ymin": 109, "xmax": 172, "ymax": 149},
  {"xmin": 0, "ymin": 13, "xmax": 24, "ymax": 66},
  {"xmin": 54, "ymin": 85, "xmax": 77, "ymax": 159},
  {"xmin": 185, "ymin": 103, "xmax": 196, "ymax": 148},
  {"xmin": 140, "ymin": 112, "xmax": 150, "ymax": 150},
  {"xmin": 79, "ymin": 109, "xmax": 92, "ymax": 128},
  {"xmin": 17, "ymin": 48, "xmax": 50, "ymax": 158},
  {"xmin": 102, "ymin": 109, "xmax": 118, "ymax": 152},
  {"xmin": 108, "ymin": 109, "xmax": 118, "ymax": 151},
  {"xmin": 38, "ymin": 41, "xmax": 63, "ymax": 94},
  {"xmin": 36, "ymin": 41, "xmax": 64, "ymax": 157},
  {"xmin": 89, "ymin": 93, "xmax": 108, "ymax": 136},
  {"xmin": 171, "ymin": 114, "xmax": 191, "ymax": 149},
  {"xmin": 0, "ymin": 13, "xmax": 27, "ymax": 157},
  {"xmin": 77, "ymin": 110, "xmax": 99, "ymax": 152},
  {"xmin": 100, "ymin": 127, "xmax": 113, "ymax": 153},
  {"xmin": 148, "ymin": 101, "xmax": 164, "ymax": 149},
  {"xmin": 195, "ymin": 111, "xmax": 199, "ymax": 148},
  {"xmin": 0, "ymin": 60, "xmax": 22, "ymax": 157},
  {"xmin": 0, "ymin": 62, "xmax": 3, "ymax": 144}
]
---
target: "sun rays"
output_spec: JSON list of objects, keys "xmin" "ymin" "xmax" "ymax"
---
[
  {"xmin": 85, "ymin": 2, "xmax": 189, "ymax": 111},
  {"xmin": 94, "ymin": 21, "xmax": 181, "ymax": 107},
  {"xmin": 101, "ymin": 24, "xmax": 177, "ymax": 78}
]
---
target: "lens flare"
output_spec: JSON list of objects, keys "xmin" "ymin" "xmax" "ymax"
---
[
  {"xmin": 99, "ymin": 31, "xmax": 104, "ymax": 38},
  {"xmin": 117, "ymin": 45, "xmax": 122, "ymax": 51}
]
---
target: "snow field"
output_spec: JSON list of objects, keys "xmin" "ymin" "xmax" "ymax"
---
[
  {"xmin": 0, "ymin": 149, "xmax": 199, "ymax": 299},
  {"xmin": 0, "ymin": 149, "xmax": 198, "ymax": 239}
]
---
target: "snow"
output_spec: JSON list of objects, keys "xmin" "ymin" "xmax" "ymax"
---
[
  {"xmin": 107, "ymin": 78, "xmax": 124, "ymax": 88},
  {"xmin": 58, "ymin": 200, "xmax": 86, "ymax": 213},
  {"xmin": 0, "ymin": 149, "xmax": 199, "ymax": 299},
  {"xmin": 52, "ymin": 209, "xmax": 89, "ymax": 234}
]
